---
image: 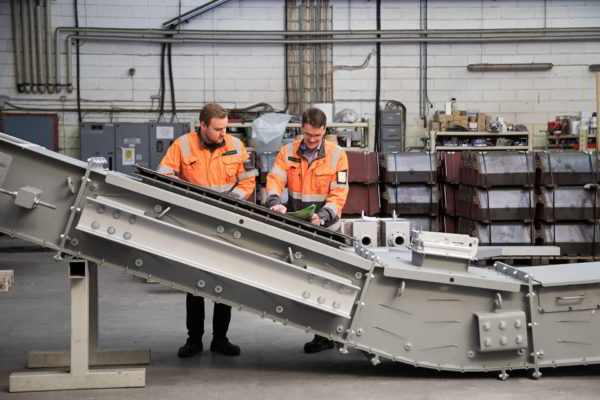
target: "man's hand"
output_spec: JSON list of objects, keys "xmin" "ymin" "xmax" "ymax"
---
[
  {"xmin": 310, "ymin": 213, "xmax": 320, "ymax": 226},
  {"xmin": 270, "ymin": 204, "xmax": 287, "ymax": 213}
]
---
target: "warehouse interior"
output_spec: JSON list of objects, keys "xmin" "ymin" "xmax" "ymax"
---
[{"xmin": 1, "ymin": 0, "xmax": 600, "ymax": 398}]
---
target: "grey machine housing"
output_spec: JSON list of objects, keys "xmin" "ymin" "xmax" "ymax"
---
[{"xmin": 0, "ymin": 132, "xmax": 600, "ymax": 383}]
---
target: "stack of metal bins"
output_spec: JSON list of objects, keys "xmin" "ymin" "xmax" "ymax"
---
[
  {"xmin": 456, "ymin": 152, "xmax": 536, "ymax": 246},
  {"xmin": 379, "ymin": 153, "xmax": 439, "ymax": 231},
  {"xmin": 342, "ymin": 151, "xmax": 380, "ymax": 216},
  {"xmin": 438, "ymin": 152, "xmax": 461, "ymax": 233},
  {"xmin": 535, "ymin": 152, "xmax": 600, "ymax": 256}
]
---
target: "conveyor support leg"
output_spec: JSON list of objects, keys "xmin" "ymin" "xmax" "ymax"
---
[{"xmin": 9, "ymin": 260, "xmax": 146, "ymax": 392}]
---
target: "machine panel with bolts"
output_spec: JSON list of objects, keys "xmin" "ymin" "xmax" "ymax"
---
[
  {"xmin": 3, "ymin": 132, "xmax": 600, "ymax": 383},
  {"xmin": 474, "ymin": 311, "xmax": 528, "ymax": 353}
]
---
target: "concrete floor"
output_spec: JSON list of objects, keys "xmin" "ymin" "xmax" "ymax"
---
[{"xmin": 0, "ymin": 252, "xmax": 599, "ymax": 400}]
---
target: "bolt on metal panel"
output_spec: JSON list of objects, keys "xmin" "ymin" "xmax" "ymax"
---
[{"xmin": 474, "ymin": 311, "xmax": 528, "ymax": 352}]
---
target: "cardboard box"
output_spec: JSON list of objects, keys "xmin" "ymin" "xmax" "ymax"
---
[
  {"xmin": 430, "ymin": 121, "xmax": 441, "ymax": 131},
  {"xmin": 477, "ymin": 113, "xmax": 488, "ymax": 132},
  {"xmin": 438, "ymin": 114, "xmax": 452, "ymax": 123}
]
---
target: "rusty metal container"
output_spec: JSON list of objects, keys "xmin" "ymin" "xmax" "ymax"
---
[
  {"xmin": 441, "ymin": 183, "xmax": 457, "ymax": 215},
  {"xmin": 440, "ymin": 152, "xmax": 461, "ymax": 184},
  {"xmin": 379, "ymin": 153, "xmax": 436, "ymax": 184},
  {"xmin": 457, "ymin": 217, "xmax": 534, "ymax": 246},
  {"xmin": 537, "ymin": 222, "xmax": 600, "ymax": 255},
  {"xmin": 456, "ymin": 185, "xmax": 535, "ymax": 222},
  {"xmin": 442, "ymin": 215, "xmax": 458, "ymax": 233},
  {"xmin": 459, "ymin": 152, "xmax": 535, "ymax": 187},
  {"xmin": 398, "ymin": 215, "xmax": 439, "ymax": 232},
  {"xmin": 536, "ymin": 152, "xmax": 600, "ymax": 186},
  {"xmin": 382, "ymin": 184, "xmax": 438, "ymax": 216},
  {"xmin": 343, "ymin": 183, "xmax": 380, "ymax": 216},
  {"xmin": 536, "ymin": 186, "xmax": 600, "ymax": 222},
  {"xmin": 346, "ymin": 151, "xmax": 379, "ymax": 184}
]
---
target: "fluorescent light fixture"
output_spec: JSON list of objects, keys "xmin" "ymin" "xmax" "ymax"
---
[
  {"xmin": 590, "ymin": 64, "xmax": 600, "ymax": 72},
  {"xmin": 467, "ymin": 63, "xmax": 553, "ymax": 72}
]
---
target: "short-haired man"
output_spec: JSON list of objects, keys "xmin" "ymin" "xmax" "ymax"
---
[
  {"xmin": 158, "ymin": 103, "xmax": 257, "ymax": 357},
  {"xmin": 265, "ymin": 107, "xmax": 349, "ymax": 353}
]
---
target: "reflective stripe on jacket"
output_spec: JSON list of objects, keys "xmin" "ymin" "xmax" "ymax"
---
[
  {"xmin": 266, "ymin": 139, "xmax": 349, "ymax": 226},
  {"xmin": 158, "ymin": 132, "xmax": 256, "ymax": 199}
]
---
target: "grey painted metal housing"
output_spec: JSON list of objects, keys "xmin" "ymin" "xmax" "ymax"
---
[{"xmin": 1, "ymin": 132, "xmax": 600, "ymax": 381}]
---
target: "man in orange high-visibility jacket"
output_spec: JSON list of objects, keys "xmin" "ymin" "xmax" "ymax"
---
[
  {"xmin": 158, "ymin": 103, "xmax": 257, "ymax": 358},
  {"xmin": 266, "ymin": 107, "xmax": 349, "ymax": 353}
]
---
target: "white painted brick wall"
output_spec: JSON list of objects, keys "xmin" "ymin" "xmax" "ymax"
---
[{"xmin": 1, "ymin": 0, "xmax": 600, "ymax": 153}]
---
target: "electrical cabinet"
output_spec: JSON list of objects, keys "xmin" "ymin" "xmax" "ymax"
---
[
  {"xmin": 0, "ymin": 113, "xmax": 58, "ymax": 151},
  {"xmin": 149, "ymin": 122, "xmax": 189, "ymax": 170},
  {"xmin": 114, "ymin": 123, "xmax": 150, "ymax": 174},
  {"xmin": 81, "ymin": 122, "xmax": 189, "ymax": 174},
  {"xmin": 80, "ymin": 123, "xmax": 116, "ymax": 169}
]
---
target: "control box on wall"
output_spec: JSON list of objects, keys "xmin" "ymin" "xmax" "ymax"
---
[{"xmin": 81, "ymin": 122, "xmax": 189, "ymax": 174}]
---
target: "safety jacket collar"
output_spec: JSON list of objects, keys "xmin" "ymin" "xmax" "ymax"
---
[
  {"xmin": 297, "ymin": 139, "xmax": 326, "ymax": 161},
  {"xmin": 196, "ymin": 130, "xmax": 226, "ymax": 152}
]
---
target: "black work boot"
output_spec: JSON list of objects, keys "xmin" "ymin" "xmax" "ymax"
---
[
  {"xmin": 303, "ymin": 335, "xmax": 335, "ymax": 353},
  {"xmin": 210, "ymin": 336, "xmax": 241, "ymax": 356},
  {"xmin": 177, "ymin": 337, "xmax": 203, "ymax": 358}
]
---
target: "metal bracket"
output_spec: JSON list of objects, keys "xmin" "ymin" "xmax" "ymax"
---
[
  {"xmin": 58, "ymin": 159, "xmax": 98, "ymax": 249},
  {"xmin": 0, "ymin": 186, "xmax": 56, "ymax": 210},
  {"xmin": 494, "ymin": 262, "xmax": 542, "ymax": 378},
  {"xmin": 341, "ymin": 259, "xmax": 379, "ymax": 353},
  {"xmin": 492, "ymin": 261, "xmax": 533, "ymax": 283}
]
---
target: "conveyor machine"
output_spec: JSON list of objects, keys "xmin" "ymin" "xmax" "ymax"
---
[{"xmin": 0, "ymin": 132, "xmax": 599, "ymax": 391}]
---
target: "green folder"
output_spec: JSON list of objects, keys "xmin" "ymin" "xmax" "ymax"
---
[{"xmin": 287, "ymin": 204, "xmax": 316, "ymax": 221}]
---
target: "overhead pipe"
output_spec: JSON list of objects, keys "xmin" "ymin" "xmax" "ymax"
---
[
  {"xmin": 11, "ymin": 0, "xmax": 23, "ymax": 92},
  {"xmin": 418, "ymin": 0, "xmax": 428, "ymax": 126},
  {"xmin": 45, "ymin": 0, "xmax": 54, "ymax": 93},
  {"xmin": 52, "ymin": 25, "xmax": 600, "ymax": 92},
  {"xmin": 62, "ymin": 33, "xmax": 600, "ymax": 91},
  {"xmin": 53, "ymin": 26, "xmax": 600, "ymax": 37},
  {"xmin": 27, "ymin": 0, "xmax": 37, "ymax": 93},
  {"xmin": 2, "ymin": 100, "xmax": 231, "ymax": 113},
  {"xmin": 20, "ymin": 1, "xmax": 30, "ymax": 93},
  {"xmin": 35, "ymin": 2, "xmax": 45, "ymax": 93}
]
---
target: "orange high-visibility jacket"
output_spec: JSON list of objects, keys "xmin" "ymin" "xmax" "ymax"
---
[
  {"xmin": 266, "ymin": 139, "xmax": 349, "ymax": 227},
  {"xmin": 158, "ymin": 132, "xmax": 256, "ymax": 199}
]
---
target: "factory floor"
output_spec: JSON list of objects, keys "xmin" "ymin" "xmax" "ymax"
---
[{"xmin": 0, "ymin": 252, "xmax": 599, "ymax": 400}]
